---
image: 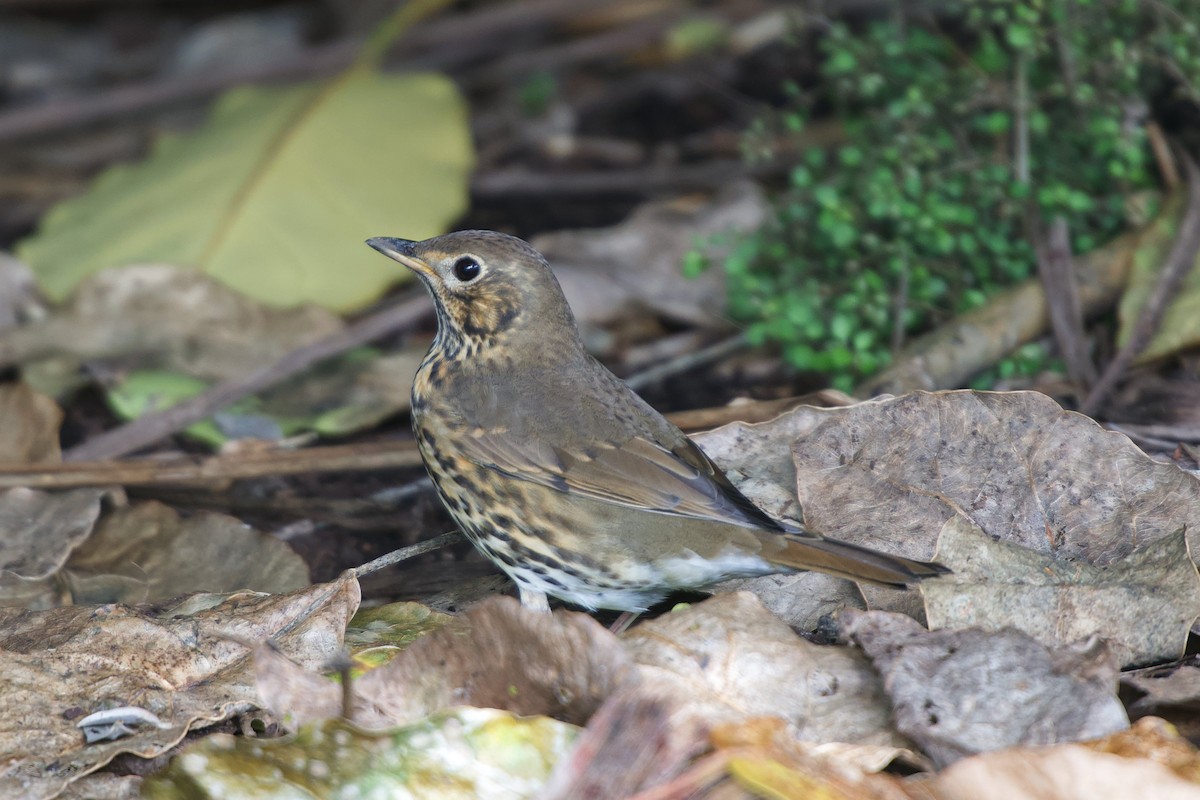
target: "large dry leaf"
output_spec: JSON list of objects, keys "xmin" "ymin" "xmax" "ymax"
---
[
  {"xmin": 0, "ymin": 382, "xmax": 62, "ymax": 464},
  {"xmin": 61, "ymin": 501, "xmax": 309, "ymax": 604},
  {"xmin": 623, "ymin": 592, "xmax": 905, "ymax": 747},
  {"xmin": 17, "ymin": 68, "xmax": 473, "ymax": 311},
  {"xmin": 789, "ymin": 391, "xmax": 1200, "ymax": 564},
  {"xmin": 0, "ymin": 488, "xmax": 104, "ymax": 608},
  {"xmin": 256, "ymin": 596, "xmax": 630, "ymax": 730},
  {"xmin": 699, "ymin": 391, "xmax": 1200, "ymax": 624},
  {"xmin": 925, "ymin": 517, "xmax": 1200, "ymax": 666},
  {"xmin": 931, "ymin": 717, "xmax": 1200, "ymax": 800},
  {"xmin": 143, "ymin": 710, "xmax": 577, "ymax": 800},
  {"xmin": 0, "ymin": 574, "xmax": 359, "ymax": 800},
  {"xmin": 844, "ymin": 609, "xmax": 1128, "ymax": 768}
]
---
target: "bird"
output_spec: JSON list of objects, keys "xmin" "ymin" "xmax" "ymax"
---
[{"xmin": 366, "ymin": 230, "xmax": 946, "ymax": 613}]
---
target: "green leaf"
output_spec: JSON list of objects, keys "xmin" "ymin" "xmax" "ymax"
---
[
  {"xmin": 17, "ymin": 68, "xmax": 473, "ymax": 311},
  {"xmin": 144, "ymin": 711, "xmax": 577, "ymax": 799}
]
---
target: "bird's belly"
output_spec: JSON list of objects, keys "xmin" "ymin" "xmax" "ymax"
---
[{"xmin": 413, "ymin": 411, "xmax": 781, "ymax": 611}]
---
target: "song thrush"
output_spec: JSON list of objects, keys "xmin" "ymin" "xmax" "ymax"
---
[{"xmin": 367, "ymin": 231, "xmax": 945, "ymax": 612}]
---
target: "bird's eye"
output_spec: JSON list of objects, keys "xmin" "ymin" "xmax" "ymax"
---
[{"xmin": 453, "ymin": 256, "xmax": 482, "ymax": 282}]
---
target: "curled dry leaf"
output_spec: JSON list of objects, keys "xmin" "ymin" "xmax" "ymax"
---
[
  {"xmin": 0, "ymin": 487, "xmax": 104, "ymax": 609},
  {"xmin": 931, "ymin": 717, "xmax": 1200, "ymax": 800},
  {"xmin": 0, "ymin": 382, "xmax": 62, "ymax": 465},
  {"xmin": 0, "ymin": 574, "xmax": 359, "ymax": 800},
  {"xmin": 1121, "ymin": 664, "xmax": 1200, "ymax": 738},
  {"xmin": 844, "ymin": 609, "xmax": 1128, "ymax": 768},
  {"xmin": 0, "ymin": 265, "xmax": 343, "ymax": 381},
  {"xmin": 623, "ymin": 592, "xmax": 906, "ymax": 748},
  {"xmin": 61, "ymin": 500, "xmax": 310, "ymax": 605},
  {"xmin": 925, "ymin": 517, "xmax": 1200, "ymax": 666},
  {"xmin": 256, "ymin": 596, "xmax": 630, "ymax": 731}
]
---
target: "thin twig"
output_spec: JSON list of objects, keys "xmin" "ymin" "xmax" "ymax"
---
[
  {"xmin": 1103, "ymin": 423, "xmax": 1184, "ymax": 455},
  {"xmin": 0, "ymin": 395, "xmax": 823, "ymax": 490},
  {"xmin": 624, "ymin": 333, "xmax": 749, "ymax": 392},
  {"xmin": 0, "ymin": 440, "xmax": 424, "ymax": 490},
  {"xmin": 0, "ymin": 43, "xmax": 357, "ymax": 143},
  {"xmin": 891, "ymin": 245, "xmax": 910, "ymax": 354},
  {"xmin": 352, "ymin": 531, "xmax": 464, "ymax": 577},
  {"xmin": 0, "ymin": 0, "xmax": 623, "ymax": 143},
  {"xmin": 1014, "ymin": 51, "xmax": 1030, "ymax": 184},
  {"xmin": 64, "ymin": 293, "xmax": 433, "ymax": 462},
  {"xmin": 471, "ymin": 161, "xmax": 753, "ymax": 198},
  {"xmin": 1104, "ymin": 421, "xmax": 1200, "ymax": 444},
  {"xmin": 1147, "ymin": 121, "xmax": 1180, "ymax": 189},
  {"xmin": 1033, "ymin": 215, "xmax": 1096, "ymax": 390},
  {"xmin": 1081, "ymin": 151, "xmax": 1200, "ymax": 417}
]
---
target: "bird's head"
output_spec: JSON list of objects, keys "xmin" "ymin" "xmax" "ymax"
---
[{"xmin": 367, "ymin": 230, "xmax": 580, "ymax": 354}]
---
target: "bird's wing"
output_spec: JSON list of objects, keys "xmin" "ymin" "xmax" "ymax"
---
[{"xmin": 456, "ymin": 427, "xmax": 785, "ymax": 531}]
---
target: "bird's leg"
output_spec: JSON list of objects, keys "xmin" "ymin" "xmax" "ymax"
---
[{"xmin": 518, "ymin": 585, "xmax": 551, "ymax": 613}]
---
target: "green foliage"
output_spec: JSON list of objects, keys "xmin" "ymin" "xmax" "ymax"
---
[{"xmin": 701, "ymin": 0, "xmax": 1200, "ymax": 390}]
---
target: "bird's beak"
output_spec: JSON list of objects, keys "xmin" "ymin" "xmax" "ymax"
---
[{"xmin": 366, "ymin": 237, "xmax": 436, "ymax": 279}]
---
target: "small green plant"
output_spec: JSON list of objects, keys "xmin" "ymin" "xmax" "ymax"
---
[{"xmin": 696, "ymin": 0, "xmax": 1200, "ymax": 391}]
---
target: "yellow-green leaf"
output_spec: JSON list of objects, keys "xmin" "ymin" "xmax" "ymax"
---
[
  {"xmin": 17, "ymin": 67, "xmax": 472, "ymax": 311},
  {"xmin": 1117, "ymin": 192, "xmax": 1200, "ymax": 362}
]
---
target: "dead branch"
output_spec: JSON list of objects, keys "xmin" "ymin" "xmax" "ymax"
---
[
  {"xmin": 1081, "ymin": 152, "xmax": 1200, "ymax": 417},
  {"xmin": 63, "ymin": 293, "xmax": 433, "ymax": 462}
]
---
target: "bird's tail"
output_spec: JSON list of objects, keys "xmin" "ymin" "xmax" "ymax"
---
[{"xmin": 767, "ymin": 533, "xmax": 949, "ymax": 587}]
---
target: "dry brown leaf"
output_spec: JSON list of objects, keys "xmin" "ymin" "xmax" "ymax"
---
[
  {"xmin": 844, "ymin": 609, "xmax": 1128, "ymax": 768},
  {"xmin": 61, "ymin": 501, "xmax": 309, "ymax": 604},
  {"xmin": 698, "ymin": 391, "xmax": 1200, "ymax": 625},
  {"xmin": 624, "ymin": 592, "xmax": 905, "ymax": 747},
  {"xmin": 0, "ymin": 382, "xmax": 62, "ymax": 465},
  {"xmin": 693, "ymin": 407, "xmax": 872, "ymax": 627},
  {"xmin": 0, "ymin": 487, "xmax": 104, "ymax": 608},
  {"xmin": 256, "ymin": 596, "xmax": 630, "ymax": 730},
  {"xmin": 924, "ymin": 518, "xmax": 1200, "ymax": 666},
  {"xmin": 1122, "ymin": 665, "xmax": 1200, "ymax": 739},
  {"xmin": 534, "ymin": 182, "xmax": 767, "ymax": 344},
  {"xmin": 540, "ymin": 672, "xmax": 711, "ymax": 799},
  {"xmin": 710, "ymin": 718, "xmax": 914, "ymax": 800},
  {"xmin": 58, "ymin": 774, "xmax": 141, "ymax": 800},
  {"xmin": 0, "ymin": 264, "xmax": 343, "ymax": 381},
  {"xmin": 0, "ymin": 573, "xmax": 359, "ymax": 800},
  {"xmin": 789, "ymin": 391, "xmax": 1200, "ymax": 565},
  {"xmin": 931, "ymin": 717, "xmax": 1200, "ymax": 800}
]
